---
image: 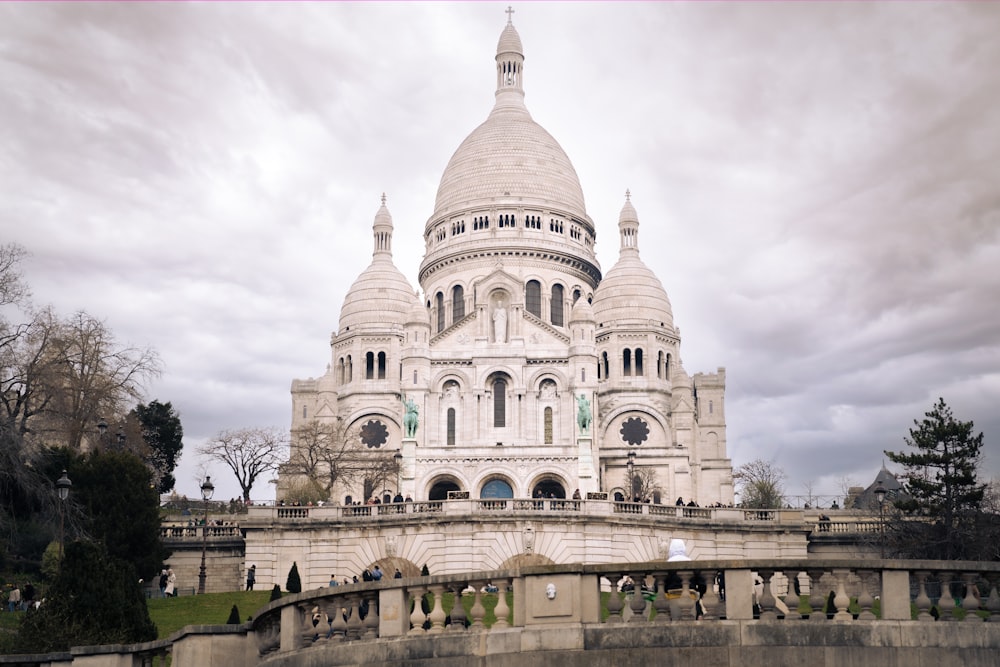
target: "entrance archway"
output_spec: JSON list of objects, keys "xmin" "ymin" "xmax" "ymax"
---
[
  {"xmin": 429, "ymin": 480, "xmax": 461, "ymax": 501},
  {"xmin": 531, "ymin": 479, "xmax": 566, "ymax": 499}
]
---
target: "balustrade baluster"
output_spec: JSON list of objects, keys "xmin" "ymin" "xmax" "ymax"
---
[
  {"xmin": 448, "ymin": 582, "xmax": 468, "ymax": 631},
  {"xmin": 363, "ymin": 592, "xmax": 380, "ymax": 637},
  {"xmin": 678, "ymin": 571, "xmax": 697, "ymax": 621},
  {"xmin": 985, "ymin": 574, "xmax": 1000, "ymax": 623},
  {"xmin": 960, "ymin": 572, "xmax": 982, "ymax": 622},
  {"xmin": 408, "ymin": 587, "xmax": 427, "ymax": 635},
  {"xmin": 652, "ymin": 574, "xmax": 670, "ymax": 623},
  {"xmin": 783, "ymin": 571, "xmax": 801, "ymax": 620},
  {"xmin": 856, "ymin": 570, "xmax": 875, "ymax": 621},
  {"xmin": 427, "ymin": 585, "xmax": 447, "ymax": 633},
  {"xmin": 937, "ymin": 572, "xmax": 957, "ymax": 622},
  {"xmin": 757, "ymin": 570, "xmax": 777, "ymax": 621},
  {"xmin": 628, "ymin": 572, "xmax": 649, "ymax": 622},
  {"xmin": 469, "ymin": 581, "xmax": 487, "ymax": 628},
  {"xmin": 806, "ymin": 569, "xmax": 827, "ymax": 621},
  {"xmin": 493, "ymin": 578, "xmax": 511, "ymax": 628},
  {"xmin": 832, "ymin": 569, "xmax": 852, "ymax": 622},
  {"xmin": 914, "ymin": 571, "xmax": 934, "ymax": 622},
  {"xmin": 345, "ymin": 595, "xmax": 364, "ymax": 639},
  {"xmin": 325, "ymin": 599, "xmax": 347, "ymax": 641},
  {"xmin": 605, "ymin": 574, "xmax": 625, "ymax": 623}
]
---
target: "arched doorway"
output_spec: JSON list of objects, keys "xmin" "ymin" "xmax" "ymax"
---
[
  {"xmin": 480, "ymin": 478, "xmax": 514, "ymax": 499},
  {"xmin": 429, "ymin": 480, "xmax": 461, "ymax": 501},
  {"xmin": 531, "ymin": 478, "xmax": 566, "ymax": 499}
]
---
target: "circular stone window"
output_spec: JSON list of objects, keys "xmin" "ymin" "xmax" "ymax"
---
[
  {"xmin": 619, "ymin": 417, "xmax": 649, "ymax": 446},
  {"xmin": 360, "ymin": 419, "xmax": 389, "ymax": 448}
]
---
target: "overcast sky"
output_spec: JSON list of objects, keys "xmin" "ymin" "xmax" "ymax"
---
[{"xmin": 3, "ymin": 2, "xmax": 998, "ymax": 505}]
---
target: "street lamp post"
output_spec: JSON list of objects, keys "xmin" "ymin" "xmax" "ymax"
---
[
  {"xmin": 97, "ymin": 418, "xmax": 126, "ymax": 450},
  {"xmin": 874, "ymin": 481, "xmax": 887, "ymax": 559},
  {"xmin": 56, "ymin": 470, "xmax": 72, "ymax": 562},
  {"xmin": 626, "ymin": 450, "xmax": 636, "ymax": 502},
  {"xmin": 197, "ymin": 476, "xmax": 215, "ymax": 595}
]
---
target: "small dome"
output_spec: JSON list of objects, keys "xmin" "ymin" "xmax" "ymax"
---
[
  {"xmin": 338, "ymin": 262, "xmax": 415, "ymax": 333},
  {"xmin": 338, "ymin": 197, "xmax": 415, "ymax": 332},
  {"xmin": 497, "ymin": 22, "xmax": 522, "ymax": 55},
  {"xmin": 592, "ymin": 256, "xmax": 674, "ymax": 329},
  {"xmin": 569, "ymin": 294, "xmax": 595, "ymax": 323},
  {"xmin": 406, "ymin": 291, "xmax": 431, "ymax": 327},
  {"xmin": 592, "ymin": 193, "xmax": 673, "ymax": 329}
]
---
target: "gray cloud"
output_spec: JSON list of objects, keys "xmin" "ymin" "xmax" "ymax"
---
[{"xmin": 2, "ymin": 2, "xmax": 997, "ymax": 503}]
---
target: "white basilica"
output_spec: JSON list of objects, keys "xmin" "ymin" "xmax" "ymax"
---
[{"xmin": 281, "ymin": 15, "xmax": 733, "ymax": 508}]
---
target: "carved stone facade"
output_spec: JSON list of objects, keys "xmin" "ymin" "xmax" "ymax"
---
[{"xmin": 281, "ymin": 15, "xmax": 733, "ymax": 507}]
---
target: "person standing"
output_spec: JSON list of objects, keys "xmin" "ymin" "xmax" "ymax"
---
[
  {"xmin": 165, "ymin": 569, "xmax": 176, "ymax": 597},
  {"xmin": 158, "ymin": 569, "xmax": 169, "ymax": 598},
  {"xmin": 372, "ymin": 565, "xmax": 383, "ymax": 581},
  {"xmin": 246, "ymin": 564, "xmax": 256, "ymax": 591},
  {"xmin": 8, "ymin": 585, "xmax": 20, "ymax": 612}
]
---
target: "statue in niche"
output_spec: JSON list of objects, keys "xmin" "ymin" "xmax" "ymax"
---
[
  {"xmin": 576, "ymin": 394, "xmax": 592, "ymax": 434},
  {"xmin": 402, "ymin": 395, "xmax": 419, "ymax": 438},
  {"xmin": 493, "ymin": 300, "xmax": 507, "ymax": 343},
  {"xmin": 540, "ymin": 381, "xmax": 556, "ymax": 399}
]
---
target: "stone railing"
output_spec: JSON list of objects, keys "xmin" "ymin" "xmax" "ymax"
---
[
  {"xmin": 247, "ymin": 499, "xmax": 817, "ymax": 525},
  {"xmin": 160, "ymin": 524, "xmax": 243, "ymax": 540},
  {"xmin": 249, "ymin": 558, "xmax": 1000, "ymax": 662}
]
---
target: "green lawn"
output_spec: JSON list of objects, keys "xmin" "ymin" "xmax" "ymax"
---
[{"xmin": 147, "ymin": 590, "xmax": 272, "ymax": 638}]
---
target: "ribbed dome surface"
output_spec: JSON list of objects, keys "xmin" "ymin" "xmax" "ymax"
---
[
  {"xmin": 497, "ymin": 22, "xmax": 522, "ymax": 54},
  {"xmin": 339, "ymin": 259, "xmax": 416, "ymax": 332},
  {"xmin": 593, "ymin": 256, "xmax": 674, "ymax": 329},
  {"xmin": 431, "ymin": 108, "xmax": 587, "ymax": 219}
]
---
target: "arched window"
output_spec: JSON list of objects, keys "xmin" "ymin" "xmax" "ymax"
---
[
  {"xmin": 544, "ymin": 407, "xmax": 553, "ymax": 444},
  {"xmin": 657, "ymin": 351, "xmax": 665, "ymax": 379},
  {"xmin": 601, "ymin": 352, "xmax": 609, "ymax": 380},
  {"xmin": 365, "ymin": 351, "xmax": 375, "ymax": 380},
  {"xmin": 447, "ymin": 408, "xmax": 456, "ymax": 446},
  {"xmin": 337, "ymin": 358, "xmax": 345, "ymax": 385},
  {"xmin": 493, "ymin": 378, "xmax": 507, "ymax": 428},
  {"xmin": 665, "ymin": 353, "xmax": 671, "ymax": 379},
  {"xmin": 481, "ymin": 479, "xmax": 514, "ymax": 499},
  {"xmin": 572, "ymin": 288, "xmax": 581, "ymax": 304},
  {"xmin": 550, "ymin": 284, "xmax": 564, "ymax": 326},
  {"xmin": 526, "ymin": 280, "xmax": 541, "ymax": 318},
  {"xmin": 435, "ymin": 291, "xmax": 445, "ymax": 333},
  {"xmin": 623, "ymin": 348, "xmax": 632, "ymax": 377},
  {"xmin": 345, "ymin": 355, "xmax": 352, "ymax": 382},
  {"xmin": 635, "ymin": 348, "xmax": 643, "ymax": 376},
  {"xmin": 452, "ymin": 285, "xmax": 465, "ymax": 322},
  {"xmin": 377, "ymin": 351, "xmax": 387, "ymax": 379}
]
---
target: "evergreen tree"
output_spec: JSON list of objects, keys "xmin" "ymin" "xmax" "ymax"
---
[
  {"xmin": 132, "ymin": 400, "xmax": 184, "ymax": 494},
  {"xmin": 286, "ymin": 561, "xmax": 302, "ymax": 593},
  {"xmin": 13, "ymin": 540, "xmax": 156, "ymax": 653},
  {"xmin": 226, "ymin": 604, "xmax": 241, "ymax": 624},
  {"xmin": 269, "ymin": 584, "xmax": 282, "ymax": 601},
  {"xmin": 884, "ymin": 397, "xmax": 987, "ymax": 559}
]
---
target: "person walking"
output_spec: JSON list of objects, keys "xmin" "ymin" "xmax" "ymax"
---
[
  {"xmin": 158, "ymin": 569, "xmax": 169, "ymax": 598},
  {"xmin": 246, "ymin": 564, "xmax": 256, "ymax": 591},
  {"xmin": 8, "ymin": 585, "xmax": 20, "ymax": 612},
  {"xmin": 165, "ymin": 569, "xmax": 177, "ymax": 597}
]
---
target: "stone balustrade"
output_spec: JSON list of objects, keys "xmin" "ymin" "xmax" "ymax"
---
[
  {"xmin": 248, "ymin": 558, "xmax": 1000, "ymax": 662},
  {"xmin": 159, "ymin": 524, "xmax": 243, "ymax": 540}
]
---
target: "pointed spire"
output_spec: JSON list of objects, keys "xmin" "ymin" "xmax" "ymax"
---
[
  {"xmin": 372, "ymin": 193, "xmax": 394, "ymax": 259},
  {"xmin": 618, "ymin": 189, "xmax": 640, "ymax": 254}
]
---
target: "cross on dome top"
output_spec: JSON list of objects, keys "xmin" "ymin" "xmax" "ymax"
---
[{"xmin": 506, "ymin": 6, "xmax": 515, "ymax": 24}]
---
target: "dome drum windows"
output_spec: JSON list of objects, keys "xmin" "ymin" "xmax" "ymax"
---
[
  {"xmin": 570, "ymin": 226, "xmax": 582, "ymax": 241},
  {"xmin": 451, "ymin": 220, "xmax": 466, "ymax": 235},
  {"xmin": 550, "ymin": 284, "xmax": 564, "ymax": 327},
  {"xmin": 622, "ymin": 348, "xmax": 644, "ymax": 377},
  {"xmin": 525, "ymin": 214, "xmax": 541, "ymax": 229},
  {"xmin": 525, "ymin": 280, "xmax": 542, "ymax": 318},
  {"xmin": 435, "ymin": 226, "xmax": 447, "ymax": 242},
  {"xmin": 473, "ymin": 215, "xmax": 490, "ymax": 230},
  {"xmin": 435, "ymin": 292, "xmax": 445, "ymax": 333},
  {"xmin": 364, "ymin": 351, "xmax": 388, "ymax": 380},
  {"xmin": 451, "ymin": 285, "xmax": 465, "ymax": 322},
  {"xmin": 498, "ymin": 213, "xmax": 517, "ymax": 228},
  {"xmin": 549, "ymin": 218, "xmax": 564, "ymax": 234}
]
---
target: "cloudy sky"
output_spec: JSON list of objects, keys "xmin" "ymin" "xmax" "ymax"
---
[{"xmin": 3, "ymin": 2, "xmax": 998, "ymax": 504}]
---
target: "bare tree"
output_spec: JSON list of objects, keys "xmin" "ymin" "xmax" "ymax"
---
[
  {"xmin": 282, "ymin": 420, "xmax": 401, "ymax": 503},
  {"xmin": 0, "ymin": 243, "xmax": 30, "ymax": 308},
  {"xmin": 200, "ymin": 427, "xmax": 288, "ymax": 501},
  {"xmin": 632, "ymin": 467, "xmax": 662, "ymax": 503},
  {"xmin": 734, "ymin": 458, "xmax": 786, "ymax": 509}
]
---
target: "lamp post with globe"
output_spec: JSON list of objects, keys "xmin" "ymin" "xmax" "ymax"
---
[
  {"xmin": 197, "ymin": 476, "xmax": 215, "ymax": 594},
  {"xmin": 56, "ymin": 470, "xmax": 72, "ymax": 561}
]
